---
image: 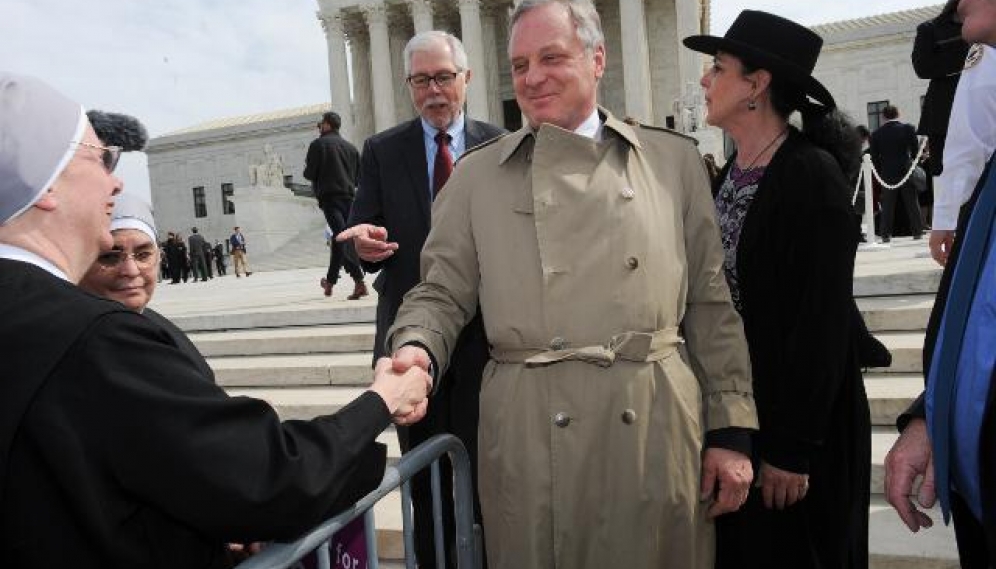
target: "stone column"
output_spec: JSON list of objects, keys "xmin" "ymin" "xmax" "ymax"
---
[
  {"xmin": 390, "ymin": 12, "xmax": 416, "ymax": 122},
  {"xmin": 318, "ymin": 10, "xmax": 354, "ymax": 143},
  {"xmin": 409, "ymin": 0, "xmax": 434, "ymax": 35},
  {"xmin": 458, "ymin": 0, "xmax": 490, "ymax": 121},
  {"xmin": 675, "ymin": 0, "xmax": 705, "ymax": 119},
  {"xmin": 348, "ymin": 21, "xmax": 375, "ymax": 143},
  {"xmin": 618, "ymin": 0, "xmax": 653, "ymax": 122},
  {"xmin": 362, "ymin": 3, "xmax": 397, "ymax": 133},
  {"xmin": 481, "ymin": 6, "xmax": 503, "ymax": 124}
]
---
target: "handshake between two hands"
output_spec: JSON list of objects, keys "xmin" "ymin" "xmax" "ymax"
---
[{"xmin": 369, "ymin": 345, "xmax": 433, "ymax": 426}]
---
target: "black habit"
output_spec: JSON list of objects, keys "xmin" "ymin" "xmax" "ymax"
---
[
  {"xmin": 0, "ymin": 259, "xmax": 390, "ymax": 569},
  {"xmin": 713, "ymin": 129, "xmax": 872, "ymax": 569}
]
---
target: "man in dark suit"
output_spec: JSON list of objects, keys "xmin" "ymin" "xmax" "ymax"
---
[
  {"xmin": 213, "ymin": 240, "xmax": 227, "ymax": 276},
  {"xmin": 188, "ymin": 226, "xmax": 210, "ymax": 281},
  {"xmin": 0, "ymin": 72, "xmax": 431, "ymax": 569},
  {"xmin": 912, "ymin": 0, "xmax": 970, "ymax": 177},
  {"xmin": 338, "ymin": 30, "xmax": 505, "ymax": 569},
  {"xmin": 304, "ymin": 111, "xmax": 367, "ymax": 300},
  {"xmin": 885, "ymin": 2, "xmax": 996, "ymax": 564},
  {"xmin": 871, "ymin": 104, "xmax": 925, "ymax": 241}
]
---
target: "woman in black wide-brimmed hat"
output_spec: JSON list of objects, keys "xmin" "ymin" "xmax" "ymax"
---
[{"xmin": 684, "ymin": 11, "xmax": 871, "ymax": 569}]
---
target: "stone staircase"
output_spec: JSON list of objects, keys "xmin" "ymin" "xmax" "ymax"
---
[
  {"xmin": 150, "ymin": 240, "xmax": 960, "ymax": 567},
  {"xmin": 247, "ymin": 217, "xmax": 330, "ymax": 273}
]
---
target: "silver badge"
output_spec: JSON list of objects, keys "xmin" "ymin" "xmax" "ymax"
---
[{"xmin": 965, "ymin": 43, "xmax": 984, "ymax": 70}]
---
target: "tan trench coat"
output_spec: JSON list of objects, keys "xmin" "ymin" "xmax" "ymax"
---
[{"xmin": 390, "ymin": 110, "xmax": 758, "ymax": 569}]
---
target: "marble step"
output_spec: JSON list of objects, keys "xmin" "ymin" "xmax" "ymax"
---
[
  {"xmin": 191, "ymin": 324, "xmax": 376, "ymax": 357},
  {"xmin": 186, "ymin": 300, "xmax": 928, "ymax": 357},
  {"xmin": 172, "ymin": 302, "xmax": 376, "ymax": 334},
  {"xmin": 210, "ymin": 353, "xmax": 372, "ymax": 387},
  {"xmin": 164, "ymin": 289, "xmax": 934, "ymax": 338},
  {"xmin": 866, "ymin": 375, "xmax": 922, "ymax": 427},
  {"xmin": 857, "ymin": 294, "xmax": 933, "ymax": 332},
  {"xmin": 228, "ymin": 390, "xmax": 954, "ymax": 566},
  {"xmin": 870, "ymin": 331, "xmax": 925, "ymax": 374},
  {"xmin": 193, "ymin": 323, "xmax": 924, "ymax": 379},
  {"xmin": 869, "ymin": 496, "xmax": 959, "ymax": 567}
]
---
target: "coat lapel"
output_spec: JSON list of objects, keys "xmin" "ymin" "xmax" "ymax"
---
[
  {"xmin": 465, "ymin": 118, "xmax": 487, "ymax": 149},
  {"xmin": 400, "ymin": 119, "xmax": 432, "ymax": 226}
]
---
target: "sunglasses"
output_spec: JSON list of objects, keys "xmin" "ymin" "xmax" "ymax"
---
[
  {"xmin": 96, "ymin": 249, "xmax": 157, "ymax": 269},
  {"xmin": 74, "ymin": 141, "xmax": 122, "ymax": 173}
]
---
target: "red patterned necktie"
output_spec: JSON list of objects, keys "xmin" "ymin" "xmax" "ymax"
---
[{"xmin": 433, "ymin": 131, "xmax": 453, "ymax": 199}]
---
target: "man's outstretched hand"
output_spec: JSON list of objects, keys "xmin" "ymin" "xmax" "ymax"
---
[
  {"xmin": 336, "ymin": 223, "xmax": 399, "ymax": 262},
  {"xmin": 369, "ymin": 355, "xmax": 432, "ymax": 425}
]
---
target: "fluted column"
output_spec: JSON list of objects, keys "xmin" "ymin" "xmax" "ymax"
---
[
  {"xmin": 362, "ymin": 3, "xmax": 397, "ymax": 133},
  {"xmin": 348, "ymin": 22, "xmax": 375, "ymax": 143},
  {"xmin": 458, "ymin": 0, "xmax": 490, "ymax": 121},
  {"xmin": 481, "ymin": 6, "xmax": 502, "ymax": 124},
  {"xmin": 318, "ymin": 10, "xmax": 354, "ymax": 143},
  {"xmin": 618, "ymin": 0, "xmax": 652, "ymax": 122},
  {"xmin": 409, "ymin": 0, "xmax": 434, "ymax": 35}
]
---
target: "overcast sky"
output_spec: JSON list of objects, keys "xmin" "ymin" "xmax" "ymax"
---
[{"xmin": 0, "ymin": 0, "xmax": 940, "ymax": 199}]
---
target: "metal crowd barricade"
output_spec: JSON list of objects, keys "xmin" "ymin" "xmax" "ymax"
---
[{"xmin": 234, "ymin": 434, "xmax": 481, "ymax": 569}]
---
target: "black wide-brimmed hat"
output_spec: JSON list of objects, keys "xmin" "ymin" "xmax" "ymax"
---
[{"xmin": 683, "ymin": 10, "xmax": 835, "ymax": 112}]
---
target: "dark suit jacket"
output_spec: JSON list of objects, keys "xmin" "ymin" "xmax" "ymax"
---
[
  {"xmin": 870, "ymin": 120, "xmax": 919, "ymax": 185},
  {"xmin": 347, "ymin": 116, "xmax": 506, "ymax": 364},
  {"xmin": 902, "ymin": 155, "xmax": 996, "ymax": 551},
  {"xmin": 0, "ymin": 259, "xmax": 389, "ymax": 568},
  {"xmin": 303, "ymin": 131, "xmax": 361, "ymax": 206},
  {"xmin": 188, "ymin": 233, "xmax": 208, "ymax": 257},
  {"xmin": 912, "ymin": 15, "xmax": 969, "ymax": 175},
  {"xmin": 913, "ymin": 17, "xmax": 969, "ymax": 137}
]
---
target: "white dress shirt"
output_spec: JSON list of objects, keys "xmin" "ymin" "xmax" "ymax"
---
[
  {"xmin": 0, "ymin": 244, "xmax": 70, "ymax": 281},
  {"xmin": 573, "ymin": 108, "xmax": 603, "ymax": 141},
  {"xmin": 935, "ymin": 45, "xmax": 996, "ymax": 230}
]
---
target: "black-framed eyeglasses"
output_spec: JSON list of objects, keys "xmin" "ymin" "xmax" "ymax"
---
[
  {"xmin": 406, "ymin": 71, "xmax": 463, "ymax": 89},
  {"xmin": 73, "ymin": 141, "xmax": 122, "ymax": 173},
  {"xmin": 96, "ymin": 249, "xmax": 157, "ymax": 269}
]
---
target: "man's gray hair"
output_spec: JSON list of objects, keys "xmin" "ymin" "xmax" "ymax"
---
[
  {"xmin": 403, "ymin": 31, "xmax": 469, "ymax": 76},
  {"xmin": 509, "ymin": 0, "xmax": 604, "ymax": 52}
]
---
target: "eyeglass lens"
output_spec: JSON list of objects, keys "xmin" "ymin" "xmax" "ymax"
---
[
  {"xmin": 409, "ymin": 72, "xmax": 458, "ymax": 88},
  {"xmin": 97, "ymin": 250, "xmax": 156, "ymax": 268}
]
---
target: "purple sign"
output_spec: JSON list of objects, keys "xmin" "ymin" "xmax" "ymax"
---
[
  {"xmin": 299, "ymin": 516, "xmax": 369, "ymax": 569},
  {"xmin": 331, "ymin": 516, "xmax": 369, "ymax": 569}
]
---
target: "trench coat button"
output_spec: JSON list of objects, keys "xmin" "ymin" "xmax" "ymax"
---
[
  {"xmin": 621, "ymin": 409, "xmax": 637, "ymax": 424},
  {"xmin": 620, "ymin": 187, "xmax": 636, "ymax": 200},
  {"xmin": 550, "ymin": 336, "xmax": 568, "ymax": 350},
  {"xmin": 626, "ymin": 256, "xmax": 639, "ymax": 270},
  {"xmin": 553, "ymin": 412, "xmax": 571, "ymax": 428}
]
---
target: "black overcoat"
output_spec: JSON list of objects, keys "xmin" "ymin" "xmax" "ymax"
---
[
  {"xmin": 0, "ymin": 260, "xmax": 389, "ymax": 569},
  {"xmin": 911, "ymin": 16, "xmax": 969, "ymax": 176},
  {"xmin": 714, "ymin": 129, "xmax": 872, "ymax": 569}
]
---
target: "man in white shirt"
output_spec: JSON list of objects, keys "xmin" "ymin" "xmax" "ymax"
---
[{"xmin": 931, "ymin": 43, "xmax": 996, "ymax": 265}]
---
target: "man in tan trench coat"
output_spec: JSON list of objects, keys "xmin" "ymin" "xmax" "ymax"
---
[{"xmin": 341, "ymin": 0, "xmax": 759, "ymax": 566}]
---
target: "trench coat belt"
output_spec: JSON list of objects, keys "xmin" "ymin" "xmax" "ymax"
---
[{"xmin": 490, "ymin": 328, "xmax": 684, "ymax": 368}]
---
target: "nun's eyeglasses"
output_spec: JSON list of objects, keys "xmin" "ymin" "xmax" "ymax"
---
[
  {"xmin": 96, "ymin": 249, "xmax": 157, "ymax": 269},
  {"xmin": 73, "ymin": 141, "xmax": 122, "ymax": 173}
]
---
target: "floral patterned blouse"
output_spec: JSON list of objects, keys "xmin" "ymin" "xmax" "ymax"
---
[{"xmin": 715, "ymin": 164, "xmax": 766, "ymax": 313}]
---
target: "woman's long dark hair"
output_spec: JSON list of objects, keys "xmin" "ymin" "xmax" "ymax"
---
[{"xmin": 741, "ymin": 59, "xmax": 862, "ymax": 181}]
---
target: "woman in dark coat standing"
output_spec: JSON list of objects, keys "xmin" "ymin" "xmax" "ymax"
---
[{"xmin": 684, "ymin": 11, "xmax": 871, "ymax": 568}]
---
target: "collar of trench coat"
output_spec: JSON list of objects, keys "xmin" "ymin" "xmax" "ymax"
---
[{"xmin": 497, "ymin": 107, "xmax": 643, "ymax": 165}]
